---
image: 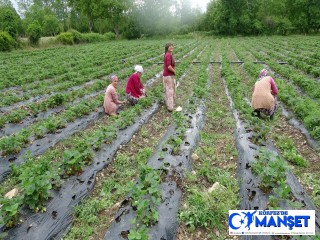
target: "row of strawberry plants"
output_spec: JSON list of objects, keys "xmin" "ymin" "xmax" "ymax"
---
[
  {"xmin": 0, "ymin": 76, "xmax": 164, "ymax": 231},
  {"xmin": 0, "ymin": 55, "xmax": 165, "ymax": 156},
  {"xmin": 228, "ymin": 40, "xmax": 320, "ymax": 209},
  {"xmin": 0, "ymin": 41, "xmax": 183, "ymax": 107},
  {"xmin": 220, "ymin": 46, "xmax": 316, "ymax": 214},
  {"xmin": 267, "ymin": 40, "xmax": 320, "ymax": 73},
  {"xmin": 248, "ymin": 38, "xmax": 320, "ymax": 99},
  {"xmin": 0, "ymin": 41, "xmax": 195, "ymax": 118},
  {"xmin": 0, "ymin": 41, "xmax": 200, "ymax": 143},
  {"xmin": 0, "ymin": 40, "xmax": 175, "ymax": 90},
  {"xmin": 254, "ymin": 38, "xmax": 320, "ymax": 79},
  {"xmin": 0, "ymin": 41, "xmax": 141, "ymax": 89},
  {"xmin": 178, "ymin": 44, "xmax": 239, "ymax": 239},
  {"xmin": 0, "ymin": 41, "xmax": 195, "ymax": 114},
  {"xmin": 108, "ymin": 44, "xmax": 212, "ymax": 240},
  {"xmin": 0, "ymin": 42, "xmax": 207, "ymax": 235},
  {"xmin": 227, "ymin": 41, "xmax": 310, "ymax": 163},
  {"xmin": 272, "ymin": 35, "xmax": 320, "ymax": 56},
  {"xmin": 0, "ymin": 42, "xmax": 192, "ymax": 129},
  {"xmin": 64, "ymin": 44, "xmax": 210, "ymax": 239},
  {"xmin": 0, "ymin": 40, "xmax": 206, "ymax": 187},
  {"xmin": 226, "ymin": 40, "xmax": 320, "ymax": 209},
  {"xmin": 0, "ymin": 40, "xmax": 195, "ymax": 110},
  {"xmin": 237, "ymin": 40, "xmax": 320, "ymax": 141}
]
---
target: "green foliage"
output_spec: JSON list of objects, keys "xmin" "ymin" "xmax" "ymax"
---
[
  {"xmin": 43, "ymin": 15, "xmax": 60, "ymax": 36},
  {"xmin": 103, "ymin": 31, "xmax": 116, "ymax": 40},
  {"xmin": 68, "ymin": 29, "xmax": 83, "ymax": 43},
  {"xmin": 129, "ymin": 165, "xmax": 161, "ymax": 239},
  {"xmin": 179, "ymin": 185, "xmax": 237, "ymax": 230},
  {"xmin": 276, "ymin": 136, "xmax": 307, "ymax": 167},
  {"xmin": 81, "ymin": 32, "xmax": 106, "ymax": 43},
  {"xmin": 27, "ymin": 21, "xmax": 42, "ymax": 45},
  {"xmin": 0, "ymin": 6, "xmax": 21, "ymax": 38},
  {"xmin": 304, "ymin": 114, "xmax": 320, "ymax": 140},
  {"xmin": 0, "ymin": 30, "xmax": 15, "ymax": 51},
  {"xmin": 128, "ymin": 226, "xmax": 148, "ymax": 240},
  {"xmin": 57, "ymin": 32, "xmax": 74, "ymax": 45},
  {"xmin": 0, "ymin": 136, "xmax": 22, "ymax": 155},
  {"xmin": 166, "ymin": 135, "xmax": 183, "ymax": 155},
  {"xmin": 62, "ymin": 149, "xmax": 85, "ymax": 176},
  {"xmin": 252, "ymin": 149, "xmax": 287, "ymax": 192},
  {"xmin": 18, "ymin": 157, "xmax": 60, "ymax": 211},
  {"xmin": 47, "ymin": 93, "xmax": 66, "ymax": 107},
  {"xmin": 7, "ymin": 108, "xmax": 28, "ymax": 123},
  {"xmin": 62, "ymin": 141, "xmax": 93, "ymax": 176},
  {"xmin": 0, "ymin": 195, "xmax": 23, "ymax": 228}
]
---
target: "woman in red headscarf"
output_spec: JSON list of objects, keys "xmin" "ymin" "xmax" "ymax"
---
[{"xmin": 251, "ymin": 69, "xmax": 278, "ymax": 120}]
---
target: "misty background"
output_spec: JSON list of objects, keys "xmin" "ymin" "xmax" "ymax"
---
[{"xmin": 0, "ymin": 0, "xmax": 319, "ymax": 41}]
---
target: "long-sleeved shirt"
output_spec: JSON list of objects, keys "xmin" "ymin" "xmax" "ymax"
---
[
  {"xmin": 103, "ymin": 84, "xmax": 121, "ymax": 115},
  {"xmin": 163, "ymin": 52, "xmax": 175, "ymax": 76},
  {"xmin": 125, "ymin": 73, "xmax": 143, "ymax": 98},
  {"xmin": 252, "ymin": 76, "xmax": 278, "ymax": 110}
]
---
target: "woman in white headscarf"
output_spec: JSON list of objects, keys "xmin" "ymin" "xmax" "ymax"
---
[
  {"xmin": 125, "ymin": 65, "xmax": 146, "ymax": 105},
  {"xmin": 251, "ymin": 69, "xmax": 278, "ymax": 120}
]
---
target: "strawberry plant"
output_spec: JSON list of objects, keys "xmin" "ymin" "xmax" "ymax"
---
[
  {"xmin": 34, "ymin": 126, "xmax": 47, "ymax": 139},
  {"xmin": 62, "ymin": 149, "xmax": 85, "ymax": 176},
  {"xmin": 7, "ymin": 109, "xmax": 28, "ymax": 124},
  {"xmin": 275, "ymin": 136, "xmax": 307, "ymax": 167},
  {"xmin": 129, "ymin": 165, "xmax": 162, "ymax": 239},
  {"xmin": 0, "ymin": 137, "xmax": 22, "ymax": 155},
  {"xmin": 19, "ymin": 159, "xmax": 60, "ymax": 211},
  {"xmin": 252, "ymin": 149, "xmax": 287, "ymax": 192},
  {"xmin": 167, "ymin": 136, "xmax": 183, "ymax": 155},
  {"xmin": 0, "ymin": 195, "xmax": 23, "ymax": 228}
]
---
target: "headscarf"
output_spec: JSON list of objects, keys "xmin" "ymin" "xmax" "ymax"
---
[
  {"xmin": 110, "ymin": 74, "xmax": 117, "ymax": 82},
  {"xmin": 134, "ymin": 65, "xmax": 143, "ymax": 73},
  {"xmin": 258, "ymin": 69, "xmax": 269, "ymax": 80}
]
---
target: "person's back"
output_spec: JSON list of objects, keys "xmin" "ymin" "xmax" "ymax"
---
[
  {"xmin": 125, "ymin": 65, "xmax": 144, "ymax": 105},
  {"xmin": 252, "ymin": 76, "xmax": 275, "ymax": 110},
  {"xmin": 126, "ymin": 72, "xmax": 143, "ymax": 98}
]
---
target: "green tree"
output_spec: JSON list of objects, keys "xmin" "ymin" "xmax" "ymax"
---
[
  {"xmin": 43, "ymin": 14, "xmax": 60, "ymax": 35},
  {"xmin": 92, "ymin": 0, "xmax": 130, "ymax": 37},
  {"xmin": 27, "ymin": 21, "xmax": 42, "ymax": 45},
  {"xmin": 0, "ymin": 31, "xmax": 16, "ymax": 51},
  {"xmin": 68, "ymin": 0, "xmax": 97, "ymax": 31},
  {"xmin": 0, "ymin": 6, "xmax": 22, "ymax": 38},
  {"xmin": 135, "ymin": 0, "xmax": 178, "ymax": 36}
]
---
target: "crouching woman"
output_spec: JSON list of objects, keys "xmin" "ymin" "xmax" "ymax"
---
[
  {"xmin": 252, "ymin": 69, "xmax": 278, "ymax": 120},
  {"xmin": 103, "ymin": 75, "xmax": 125, "ymax": 116}
]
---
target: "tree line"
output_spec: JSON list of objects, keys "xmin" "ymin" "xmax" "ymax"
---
[
  {"xmin": 201, "ymin": 0, "xmax": 320, "ymax": 35},
  {"xmin": 0, "ymin": 0, "xmax": 319, "ymax": 50}
]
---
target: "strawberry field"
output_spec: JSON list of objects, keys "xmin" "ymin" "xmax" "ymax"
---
[{"xmin": 0, "ymin": 36, "xmax": 319, "ymax": 240}]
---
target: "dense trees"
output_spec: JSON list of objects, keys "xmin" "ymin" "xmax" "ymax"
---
[
  {"xmin": 0, "ymin": 4, "xmax": 22, "ymax": 38},
  {"xmin": 0, "ymin": 0, "xmax": 319, "ymax": 48},
  {"xmin": 202, "ymin": 0, "xmax": 320, "ymax": 35}
]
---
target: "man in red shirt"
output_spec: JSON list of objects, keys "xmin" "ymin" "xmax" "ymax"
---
[{"xmin": 126, "ymin": 65, "xmax": 145, "ymax": 105}]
